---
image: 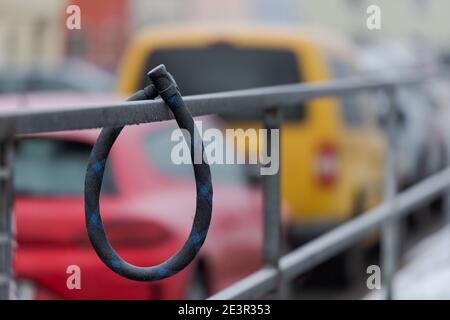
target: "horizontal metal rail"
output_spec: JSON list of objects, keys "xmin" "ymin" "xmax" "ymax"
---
[
  {"xmin": 209, "ymin": 167, "xmax": 450, "ymax": 299},
  {"xmin": 0, "ymin": 72, "xmax": 430, "ymax": 137}
]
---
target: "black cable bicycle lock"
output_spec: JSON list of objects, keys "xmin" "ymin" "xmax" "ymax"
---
[{"xmin": 84, "ymin": 65, "xmax": 213, "ymax": 281}]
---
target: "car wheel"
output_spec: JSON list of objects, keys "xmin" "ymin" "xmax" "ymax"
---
[
  {"xmin": 332, "ymin": 193, "xmax": 367, "ymax": 287},
  {"xmin": 186, "ymin": 265, "xmax": 209, "ymax": 300},
  {"xmin": 332, "ymin": 239, "xmax": 366, "ymax": 287}
]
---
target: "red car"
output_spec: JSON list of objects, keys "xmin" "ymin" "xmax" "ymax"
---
[{"xmin": 2, "ymin": 93, "xmax": 263, "ymax": 299}]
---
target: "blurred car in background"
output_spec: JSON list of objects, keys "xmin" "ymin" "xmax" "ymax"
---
[
  {"xmin": 358, "ymin": 43, "xmax": 448, "ymax": 221},
  {"xmin": 117, "ymin": 24, "xmax": 386, "ymax": 282},
  {"xmin": 0, "ymin": 59, "xmax": 114, "ymax": 94},
  {"xmin": 3, "ymin": 93, "xmax": 263, "ymax": 299}
]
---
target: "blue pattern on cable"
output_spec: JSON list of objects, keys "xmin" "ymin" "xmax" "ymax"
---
[
  {"xmin": 86, "ymin": 208, "xmax": 101, "ymax": 235},
  {"xmin": 109, "ymin": 257, "xmax": 121, "ymax": 272},
  {"xmin": 157, "ymin": 266, "xmax": 172, "ymax": 278},
  {"xmin": 197, "ymin": 182, "xmax": 212, "ymax": 205},
  {"xmin": 190, "ymin": 230, "xmax": 206, "ymax": 252},
  {"xmin": 88, "ymin": 209, "xmax": 100, "ymax": 226},
  {"xmin": 92, "ymin": 159, "xmax": 106, "ymax": 174},
  {"xmin": 167, "ymin": 95, "xmax": 177, "ymax": 106}
]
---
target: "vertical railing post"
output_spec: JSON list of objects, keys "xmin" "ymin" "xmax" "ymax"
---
[
  {"xmin": 381, "ymin": 86, "xmax": 400, "ymax": 300},
  {"xmin": 0, "ymin": 137, "xmax": 14, "ymax": 300},
  {"xmin": 262, "ymin": 107, "xmax": 282, "ymax": 297}
]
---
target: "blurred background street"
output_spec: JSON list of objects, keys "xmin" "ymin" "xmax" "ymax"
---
[{"xmin": 1, "ymin": 0, "xmax": 450, "ymax": 300}]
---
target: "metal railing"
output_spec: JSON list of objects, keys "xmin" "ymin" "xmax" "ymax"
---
[{"xmin": 0, "ymin": 71, "xmax": 447, "ymax": 300}]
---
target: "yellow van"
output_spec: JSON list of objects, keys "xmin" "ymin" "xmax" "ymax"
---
[{"xmin": 118, "ymin": 24, "xmax": 385, "ymax": 278}]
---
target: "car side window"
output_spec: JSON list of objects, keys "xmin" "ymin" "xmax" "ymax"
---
[
  {"xmin": 14, "ymin": 138, "xmax": 117, "ymax": 196},
  {"xmin": 328, "ymin": 57, "xmax": 367, "ymax": 126}
]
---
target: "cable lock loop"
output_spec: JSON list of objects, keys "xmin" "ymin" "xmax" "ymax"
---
[{"xmin": 84, "ymin": 65, "xmax": 213, "ymax": 281}]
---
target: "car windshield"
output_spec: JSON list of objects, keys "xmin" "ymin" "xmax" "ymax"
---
[
  {"xmin": 14, "ymin": 138, "xmax": 116, "ymax": 196},
  {"xmin": 141, "ymin": 45, "xmax": 305, "ymax": 121},
  {"xmin": 144, "ymin": 123, "xmax": 249, "ymax": 185}
]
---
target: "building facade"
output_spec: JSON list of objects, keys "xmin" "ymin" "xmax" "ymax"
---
[{"xmin": 0, "ymin": 0, "xmax": 64, "ymax": 70}]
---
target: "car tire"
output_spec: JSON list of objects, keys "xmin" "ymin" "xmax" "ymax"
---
[
  {"xmin": 332, "ymin": 193, "xmax": 367, "ymax": 287},
  {"xmin": 186, "ymin": 264, "xmax": 209, "ymax": 300},
  {"xmin": 332, "ymin": 244, "xmax": 365, "ymax": 287}
]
